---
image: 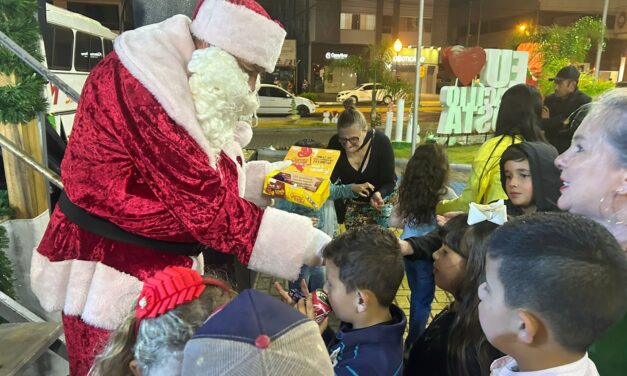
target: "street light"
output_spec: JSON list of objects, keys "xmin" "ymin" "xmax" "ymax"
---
[
  {"xmin": 393, "ymin": 38, "xmax": 402, "ymax": 79},
  {"xmin": 517, "ymin": 23, "xmax": 527, "ymax": 33}
]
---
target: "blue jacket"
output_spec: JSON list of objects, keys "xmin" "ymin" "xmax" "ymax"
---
[{"xmin": 328, "ymin": 305, "xmax": 406, "ymax": 376}]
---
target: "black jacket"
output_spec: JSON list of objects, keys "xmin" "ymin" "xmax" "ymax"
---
[
  {"xmin": 499, "ymin": 141, "xmax": 562, "ymax": 216},
  {"xmin": 541, "ymin": 89, "xmax": 591, "ymax": 153},
  {"xmin": 404, "ymin": 307, "xmax": 502, "ymax": 376}
]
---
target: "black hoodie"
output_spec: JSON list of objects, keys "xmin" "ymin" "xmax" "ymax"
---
[{"xmin": 500, "ymin": 142, "xmax": 562, "ymax": 216}]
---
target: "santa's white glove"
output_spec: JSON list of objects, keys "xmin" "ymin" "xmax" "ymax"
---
[
  {"xmin": 265, "ymin": 160, "xmax": 292, "ymax": 174},
  {"xmin": 302, "ymin": 228, "xmax": 331, "ymax": 266}
]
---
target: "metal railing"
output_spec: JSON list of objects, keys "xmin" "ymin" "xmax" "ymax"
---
[
  {"xmin": 0, "ymin": 29, "xmax": 66, "ymax": 189},
  {"xmin": 0, "ymin": 29, "xmax": 69, "ymax": 363}
]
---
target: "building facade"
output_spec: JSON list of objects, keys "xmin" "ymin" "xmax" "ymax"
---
[{"xmin": 449, "ymin": 0, "xmax": 627, "ymax": 80}]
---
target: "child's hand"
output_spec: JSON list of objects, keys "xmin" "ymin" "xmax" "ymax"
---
[
  {"xmin": 351, "ymin": 182, "xmax": 374, "ymax": 197},
  {"xmin": 370, "ymin": 192, "xmax": 384, "ymax": 211},
  {"xmin": 274, "ymin": 281, "xmax": 298, "ymax": 306},
  {"xmin": 274, "ymin": 279, "xmax": 310, "ymax": 307},
  {"xmin": 436, "ymin": 211, "xmax": 464, "ymax": 227},
  {"xmin": 297, "ymin": 292, "xmax": 329, "ymax": 334}
]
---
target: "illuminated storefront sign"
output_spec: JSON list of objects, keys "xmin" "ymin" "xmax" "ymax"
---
[{"xmin": 325, "ymin": 52, "xmax": 349, "ymax": 60}]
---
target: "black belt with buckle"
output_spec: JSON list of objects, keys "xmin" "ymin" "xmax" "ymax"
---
[{"xmin": 57, "ymin": 191, "xmax": 207, "ymax": 257}]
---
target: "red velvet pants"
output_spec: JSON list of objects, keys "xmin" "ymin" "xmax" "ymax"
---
[{"xmin": 61, "ymin": 314, "xmax": 111, "ymax": 376}]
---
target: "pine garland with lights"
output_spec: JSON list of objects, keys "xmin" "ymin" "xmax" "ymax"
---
[
  {"xmin": 0, "ymin": 189, "xmax": 15, "ymax": 298},
  {"xmin": 0, "ymin": 225, "xmax": 14, "ymax": 299},
  {"xmin": 0, "ymin": 0, "xmax": 45, "ymax": 298},
  {"xmin": 0, "ymin": 0, "xmax": 47, "ymax": 124}
]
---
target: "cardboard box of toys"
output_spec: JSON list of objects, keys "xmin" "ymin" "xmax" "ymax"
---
[{"xmin": 263, "ymin": 146, "xmax": 341, "ymax": 209}]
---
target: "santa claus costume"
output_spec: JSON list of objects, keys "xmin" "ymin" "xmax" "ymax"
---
[{"xmin": 30, "ymin": 1, "xmax": 329, "ymax": 374}]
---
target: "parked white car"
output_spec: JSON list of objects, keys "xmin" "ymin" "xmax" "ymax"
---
[
  {"xmin": 336, "ymin": 83, "xmax": 397, "ymax": 105},
  {"xmin": 257, "ymin": 84, "xmax": 317, "ymax": 116}
]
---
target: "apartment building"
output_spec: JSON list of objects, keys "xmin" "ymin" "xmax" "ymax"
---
[{"xmin": 450, "ymin": 0, "xmax": 627, "ymax": 79}]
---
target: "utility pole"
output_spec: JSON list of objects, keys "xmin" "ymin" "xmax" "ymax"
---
[
  {"xmin": 594, "ymin": 0, "xmax": 609, "ymax": 80},
  {"xmin": 476, "ymin": 0, "xmax": 482, "ymax": 46},
  {"xmin": 411, "ymin": 0, "xmax": 425, "ymax": 154},
  {"xmin": 465, "ymin": 1, "xmax": 473, "ymax": 46}
]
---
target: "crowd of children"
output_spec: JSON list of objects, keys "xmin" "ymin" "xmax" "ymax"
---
[
  {"xmin": 84, "ymin": 86, "xmax": 627, "ymax": 376},
  {"xmin": 89, "ymin": 210, "xmax": 626, "ymax": 376}
]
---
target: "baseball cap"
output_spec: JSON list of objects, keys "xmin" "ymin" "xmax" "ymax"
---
[
  {"xmin": 181, "ymin": 289, "xmax": 334, "ymax": 375},
  {"xmin": 549, "ymin": 66, "xmax": 580, "ymax": 82}
]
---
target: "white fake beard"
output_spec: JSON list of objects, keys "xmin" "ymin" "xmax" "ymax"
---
[{"xmin": 188, "ymin": 47, "xmax": 259, "ymax": 155}]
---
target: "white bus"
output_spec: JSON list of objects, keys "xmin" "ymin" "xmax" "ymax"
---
[{"xmin": 40, "ymin": 3, "xmax": 117, "ymax": 136}]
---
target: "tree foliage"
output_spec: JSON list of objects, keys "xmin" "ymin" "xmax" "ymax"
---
[
  {"xmin": 330, "ymin": 42, "xmax": 413, "ymax": 123},
  {"xmin": 515, "ymin": 17, "xmax": 613, "ymax": 97},
  {"xmin": 0, "ymin": 0, "xmax": 47, "ymax": 124}
]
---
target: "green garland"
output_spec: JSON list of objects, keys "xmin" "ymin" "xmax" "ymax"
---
[
  {"xmin": 0, "ymin": 225, "xmax": 14, "ymax": 299},
  {"xmin": 0, "ymin": 0, "xmax": 47, "ymax": 124},
  {"xmin": 0, "ymin": 190, "xmax": 14, "ymax": 298}
]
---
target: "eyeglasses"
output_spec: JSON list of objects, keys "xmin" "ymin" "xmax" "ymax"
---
[{"xmin": 338, "ymin": 136, "xmax": 361, "ymax": 145}]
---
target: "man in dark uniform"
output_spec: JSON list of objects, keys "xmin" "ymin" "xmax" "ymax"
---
[{"xmin": 541, "ymin": 66, "xmax": 591, "ymax": 153}]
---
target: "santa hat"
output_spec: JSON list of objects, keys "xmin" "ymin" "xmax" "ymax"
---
[{"xmin": 190, "ymin": 0, "xmax": 286, "ymax": 73}]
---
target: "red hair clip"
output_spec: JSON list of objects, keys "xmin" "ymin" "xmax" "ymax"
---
[{"xmin": 134, "ymin": 266, "xmax": 231, "ymax": 334}]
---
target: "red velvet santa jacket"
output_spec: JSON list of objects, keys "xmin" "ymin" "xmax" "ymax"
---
[{"xmin": 31, "ymin": 15, "xmax": 317, "ymax": 331}]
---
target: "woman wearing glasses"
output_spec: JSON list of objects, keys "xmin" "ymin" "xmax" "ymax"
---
[{"xmin": 328, "ymin": 106, "xmax": 396, "ymax": 229}]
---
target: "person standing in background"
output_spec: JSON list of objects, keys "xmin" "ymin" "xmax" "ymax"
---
[{"xmin": 541, "ymin": 66, "xmax": 591, "ymax": 153}]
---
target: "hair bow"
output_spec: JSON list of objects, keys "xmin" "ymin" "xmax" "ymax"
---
[
  {"xmin": 134, "ymin": 266, "xmax": 231, "ymax": 334},
  {"xmin": 467, "ymin": 200, "xmax": 508, "ymax": 226}
]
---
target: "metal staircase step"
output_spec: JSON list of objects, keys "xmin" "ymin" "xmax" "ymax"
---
[{"xmin": 0, "ymin": 322, "xmax": 63, "ymax": 376}]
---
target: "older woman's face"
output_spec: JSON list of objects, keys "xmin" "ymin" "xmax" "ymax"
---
[
  {"xmin": 555, "ymin": 116, "xmax": 626, "ymax": 219},
  {"xmin": 337, "ymin": 123, "xmax": 366, "ymax": 153}
]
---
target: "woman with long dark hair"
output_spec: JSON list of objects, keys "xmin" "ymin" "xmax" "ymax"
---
[
  {"xmin": 437, "ymin": 84, "xmax": 546, "ymax": 213},
  {"xmin": 328, "ymin": 106, "xmax": 396, "ymax": 229}
]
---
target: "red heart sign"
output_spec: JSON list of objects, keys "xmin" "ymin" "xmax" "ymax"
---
[{"xmin": 443, "ymin": 46, "xmax": 486, "ymax": 86}]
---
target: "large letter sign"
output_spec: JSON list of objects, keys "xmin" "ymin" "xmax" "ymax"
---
[{"xmin": 437, "ymin": 49, "xmax": 528, "ymax": 136}]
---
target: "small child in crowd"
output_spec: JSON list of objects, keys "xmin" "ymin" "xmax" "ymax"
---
[
  {"xmin": 499, "ymin": 141, "xmax": 561, "ymax": 216},
  {"xmin": 89, "ymin": 267, "xmax": 236, "ymax": 376},
  {"xmin": 274, "ymin": 139, "xmax": 374, "ymax": 292},
  {"xmin": 391, "ymin": 142, "xmax": 457, "ymax": 350},
  {"xmin": 278, "ymin": 225, "xmax": 406, "ymax": 375},
  {"xmin": 479, "ymin": 212, "xmax": 627, "ymax": 375},
  {"xmin": 323, "ymin": 225, "xmax": 406, "ymax": 375},
  {"xmin": 404, "ymin": 210, "xmax": 503, "ymax": 376}
]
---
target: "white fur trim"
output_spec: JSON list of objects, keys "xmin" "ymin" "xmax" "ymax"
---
[
  {"xmin": 244, "ymin": 160, "xmax": 271, "ymax": 207},
  {"xmin": 114, "ymin": 15, "xmax": 220, "ymax": 166},
  {"xmin": 31, "ymin": 250, "xmax": 142, "ymax": 330},
  {"xmin": 248, "ymin": 207, "xmax": 313, "ymax": 280},
  {"xmin": 31, "ymin": 250, "xmax": 74, "ymax": 312},
  {"xmin": 190, "ymin": 0, "xmax": 286, "ymax": 73},
  {"xmin": 31, "ymin": 250, "xmax": 203, "ymax": 330},
  {"xmin": 81, "ymin": 263, "xmax": 144, "ymax": 330}
]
